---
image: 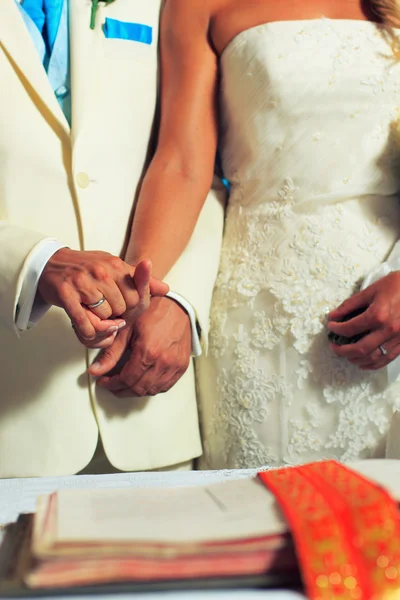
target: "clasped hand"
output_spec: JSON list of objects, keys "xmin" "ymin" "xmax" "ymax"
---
[
  {"xmin": 38, "ymin": 248, "xmax": 169, "ymax": 346},
  {"xmin": 39, "ymin": 249, "xmax": 192, "ymax": 397},
  {"xmin": 89, "ymin": 296, "xmax": 192, "ymax": 397},
  {"xmin": 328, "ymin": 272, "xmax": 400, "ymax": 370}
]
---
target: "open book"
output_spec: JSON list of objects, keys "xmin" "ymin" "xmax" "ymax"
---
[{"xmin": 0, "ymin": 460, "xmax": 399, "ymax": 596}]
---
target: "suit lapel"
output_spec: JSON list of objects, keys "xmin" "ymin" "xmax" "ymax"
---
[
  {"xmin": 69, "ymin": 0, "xmax": 104, "ymax": 141},
  {"xmin": 0, "ymin": 0, "xmax": 70, "ymax": 137}
]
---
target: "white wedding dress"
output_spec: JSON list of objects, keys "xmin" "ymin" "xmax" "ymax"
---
[{"xmin": 197, "ymin": 18, "xmax": 400, "ymax": 469}]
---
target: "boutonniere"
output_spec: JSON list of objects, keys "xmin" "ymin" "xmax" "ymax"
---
[{"xmin": 90, "ymin": 0, "xmax": 116, "ymax": 30}]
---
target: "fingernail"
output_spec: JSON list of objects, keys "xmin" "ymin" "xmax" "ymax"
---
[
  {"xmin": 118, "ymin": 321, "xmax": 126, "ymax": 329},
  {"xmin": 90, "ymin": 361, "xmax": 100, "ymax": 370},
  {"xmin": 107, "ymin": 326, "xmax": 119, "ymax": 333}
]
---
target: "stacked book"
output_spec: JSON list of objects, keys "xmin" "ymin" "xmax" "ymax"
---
[{"xmin": 0, "ymin": 460, "xmax": 399, "ymax": 599}]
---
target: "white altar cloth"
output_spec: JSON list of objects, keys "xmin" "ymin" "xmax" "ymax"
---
[{"xmin": 2, "ymin": 461, "xmax": 397, "ymax": 600}]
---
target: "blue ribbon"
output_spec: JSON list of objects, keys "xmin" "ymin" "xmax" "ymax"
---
[
  {"xmin": 215, "ymin": 151, "xmax": 231, "ymax": 193},
  {"xmin": 103, "ymin": 18, "xmax": 153, "ymax": 44}
]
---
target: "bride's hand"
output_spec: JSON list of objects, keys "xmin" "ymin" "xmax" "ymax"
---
[
  {"xmin": 327, "ymin": 272, "xmax": 400, "ymax": 370},
  {"xmin": 72, "ymin": 261, "xmax": 169, "ymax": 349},
  {"xmin": 40, "ymin": 250, "xmax": 169, "ymax": 342},
  {"xmin": 73, "ymin": 311, "xmax": 126, "ymax": 349}
]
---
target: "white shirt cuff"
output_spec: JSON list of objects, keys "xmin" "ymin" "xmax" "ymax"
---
[
  {"xmin": 166, "ymin": 291, "xmax": 202, "ymax": 357},
  {"xmin": 16, "ymin": 240, "xmax": 65, "ymax": 331}
]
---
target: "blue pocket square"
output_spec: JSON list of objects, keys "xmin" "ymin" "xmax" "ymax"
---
[{"xmin": 103, "ymin": 18, "xmax": 153, "ymax": 45}]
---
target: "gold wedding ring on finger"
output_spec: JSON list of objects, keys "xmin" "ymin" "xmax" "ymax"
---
[
  {"xmin": 379, "ymin": 344, "xmax": 388, "ymax": 356},
  {"xmin": 86, "ymin": 296, "xmax": 106, "ymax": 309}
]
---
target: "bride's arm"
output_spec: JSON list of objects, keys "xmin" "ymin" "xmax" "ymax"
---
[{"xmin": 125, "ymin": 0, "xmax": 219, "ymax": 278}]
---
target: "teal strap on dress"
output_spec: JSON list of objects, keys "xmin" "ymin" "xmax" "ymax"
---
[
  {"xmin": 103, "ymin": 18, "xmax": 152, "ymax": 44},
  {"xmin": 215, "ymin": 150, "xmax": 231, "ymax": 193}
]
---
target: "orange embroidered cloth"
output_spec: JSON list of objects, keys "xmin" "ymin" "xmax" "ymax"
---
[{"xmin": 259, "ymin": 461, "xmax": 400, "ymax": 600}]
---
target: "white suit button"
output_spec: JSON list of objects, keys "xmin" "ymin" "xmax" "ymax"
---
[{"xmin": 76, "ymin": 172, "xmax": 90, "ymax": 188}]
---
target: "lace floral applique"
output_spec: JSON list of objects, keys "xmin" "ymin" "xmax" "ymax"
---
[
  {"xmin": 206, "ymin": 168, "xmax": 398, "ymax": 465},
  {"xmin": 324, "ymin": 387, "xmax": 392, "ymax": 461},
  {"xmin": 250, "ymin": 311, "xmax": 281, "ymax": 350},
  {"xmin": 204, "ymin": 320, "xmax": 293, "ymax": 468},
  {"xmin": 331, "ymin": 28, "xmax": 376, "ymax": 70},
  {"xmin": 263, "ymin": 177, "xmax": 298, "ymax": 221},
  {"xmin": 361, "ymin": 70, "xmax": 397, "ymax": 96},
  {"xmin": 288, "ymin": 418, "xmax": 324, "ymax": 460},
  {"xmin": 202, "ymin": 361, "xmax": 282, "ymax": 468},
  {"xmin": 294, "ymin": 19, "xmax": 335, "ymax": 48}
]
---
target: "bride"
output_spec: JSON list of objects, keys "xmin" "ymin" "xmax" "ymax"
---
[{"xmin": 127, "ymin": 0, "xmax": 400, "ymax": 468}]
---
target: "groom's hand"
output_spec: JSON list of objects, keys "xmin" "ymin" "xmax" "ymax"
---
[
  {"xmin": 39, "ymin": 250, "xmax": 168, "ymax": 342},
  {"xmin": 89, "ymin": 296, "xmax": 192, "ymax": 397}
]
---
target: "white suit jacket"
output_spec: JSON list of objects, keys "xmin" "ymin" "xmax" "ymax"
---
[{"xmin": 0, "ymin": 0, "xmax": 226, "ymax": 477}]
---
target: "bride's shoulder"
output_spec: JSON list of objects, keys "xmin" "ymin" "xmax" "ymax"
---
[
  {"xmin": 162, "ymin": 0, "xmax": 227, "ymax": 25},
  {"xmin": 161, "ymin": 0, "xmax": 219, "ymax": 43},
  {"xmin": 162, "ymin": 0, "xmax": 213, "ymax": 19}
]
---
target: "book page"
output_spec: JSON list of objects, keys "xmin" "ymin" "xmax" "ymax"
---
[{"xmin": 54, "ymin": 477, "xmax": 287, "ymax": 544}]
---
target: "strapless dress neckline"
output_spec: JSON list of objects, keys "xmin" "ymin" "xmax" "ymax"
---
[{"xmin": 221, "ymin": 17, "xmax": 384, "ymax": 58}]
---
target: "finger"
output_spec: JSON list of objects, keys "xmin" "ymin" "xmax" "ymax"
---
[
  {"xmin": 128, "ymin": 360, "xmax": 186, "ymax": 397},
  {"xmin": 133, "ymin": 260, "xmax": 151, "ymax": 310},
  {"xmin": 117, "ymin": 273, "xmax": 168, "ymax": 313},
  {"xmin": 359, "ymin": 340, "xmax": 400, "ymax": 371},
  {"xmin": 329, "ymin": 329, "xmax": 390, "ymax": 361},
  {"xmin": 349, "ymin": 342, "xmax": 390, "ymax": 368},
  {"xmin": 113, "ymin": 388, "xmax": 140, "ymax": 398},
  {"xmin": 149, "ymin": 276, "xmax": 169, "ymax": 297},
  {"xmin": 161, "ymin": 371, "xmax": 185, "ymax": 393},
  {"xmin": 78, "ymin": 331, "xmax": 118, "ymax": 350},
  {"xmin": 135, "ymin": 259, "xmax": 152, "ymax": 284},
  {"xmin": 116, "ymin": 274, "xmax": 141, "ymax": 313},
  {"xmin": 110, "ymin": 330, "xmax": 159, "ymax": 388},
  {"xmin": 85, "ymin": 283, "xmax": 125, "ymax": 319},
  {"xmin": 100, "ymin": 280, "xmax": 128, "ymax": 317},
  {"xmin": 85, "ymin": 309, "xmax": 126, "ymax": 334},
  {"xmin": 96, "ymin": 375, "xmax": 140, "ymax": 398},
  {"xmin": 80, "ymin": 294, "xmax": 113, "ymax": 320},
  {"xmin": 118, "ymin": 360, "xmax": 153, "ymax": 392},
  {"xmin": 88, "ymin": 328, "xmax": 130, "ymax": 376},
  {"xmin": 327, "ymin": 309, "xmax": 372, "ymax": 339},
  {"xmin": 96, "ymin": 374, "xmax": 126, "ymax": 392},
  {"xmin": 91, "ymin": 332, "xmax": 120, "ymax": 349},
  {"xmin": 147, "ymin": 369, "xmax": 183, "ymax": 395},
  {"xmin": 73, "ymin": 313, "xmax": 125, "ymax": 348},
  {"xmin": 124, "ymin": 365, "xmax": 167, "ymax": 397},
  {"xmin": 328, "ymin": 287, "xmax": 374, "ymax": 322},
  {"xmin": 360, "ymin": 358, "xmax": 388, "ymax": 371},
  {"xmin": 74, "ymin": 327, "xmax": 121, "ymax": 348},
  {"xmin": 62, "ymin": 288, "xmax": 96, "ymax": 340},
  {"xmin": 356, "ymin": 350, "xmax": 386, "ymax": 369}
]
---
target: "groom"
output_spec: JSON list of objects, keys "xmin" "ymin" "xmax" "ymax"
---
[{"xmin": 0, "ymin": 0, "xmax": 226, "ymax": 477}]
